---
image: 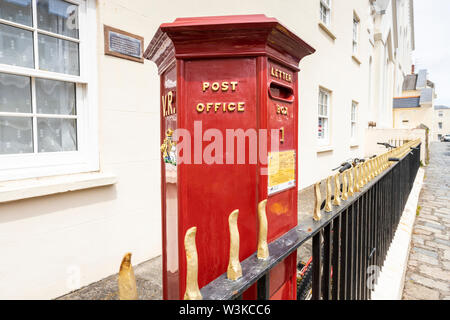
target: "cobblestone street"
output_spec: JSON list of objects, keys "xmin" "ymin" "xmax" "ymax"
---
[{"xmin": 403, "ymin": 142, "xmax": 450, "ymax": 300}]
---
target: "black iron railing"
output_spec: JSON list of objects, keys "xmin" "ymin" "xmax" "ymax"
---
[{"xmin": 200, "ymin": 141, "xmax": 421, "ymax": 300}]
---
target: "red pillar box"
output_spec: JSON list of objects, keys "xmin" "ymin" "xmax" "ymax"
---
[{"xmin": 145, "ymin": 14, "xmax": 314, "ymax": 300}]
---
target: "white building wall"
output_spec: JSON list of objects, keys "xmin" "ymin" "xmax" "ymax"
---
[{"xmin": 0, "ymin": 0, "xmax": 414, "ymax": 299}]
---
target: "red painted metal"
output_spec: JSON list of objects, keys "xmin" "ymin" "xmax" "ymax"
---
[{"xmin": 146, "ymin": 14, "xmax": 314, "ymax": 300}]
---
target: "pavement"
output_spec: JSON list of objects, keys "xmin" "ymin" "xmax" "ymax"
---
[
  {"xmin": 58, "ymin": 255, "xmax": 163, "ymax": 300},
  {"xmin": 402, "ymin": 142, "xmax": 450, "ymax": 300}
]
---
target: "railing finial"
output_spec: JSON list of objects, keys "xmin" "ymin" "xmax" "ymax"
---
[
  {"xmin": 325, "ymin": 176, "xmax": 333, "ymax": 213},
  {"xmin": 184, "ymin": 227, "xmax": 203, "ymax": 300},
  {"xmin": 333, "ymin": 173, "xmax": 341, "ymax": 206},
  {"xmin": 314, "ymin": 182, "xmax": 322, "ymax": 221},
  {"xmin": 341, "ymin": 170, "xmax": 349, "ymax": 201},
  {"xmin": 118, "ymin": 253, "xmax": 138, "ymax": 300},
  {"xmin": 257, "ymin": 200, "xmax": 269, "ymax": 260},
  {"xmin": 348, "ymin": 169, "xmax": 354, "ymax": 197},
  {"xmin": 227, "ymin": 210, "xmax": 242, "ymax": 281}
]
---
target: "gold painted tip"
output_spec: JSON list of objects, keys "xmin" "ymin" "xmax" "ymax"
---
[
  {"xmin": 258, "ymin": 199, "xmax": 268, "ymax": 211},
  {"xmin": 120, "ymin": 253, "xmax": 132, "ymax": 271},
  {"xmin": 185, "ymin": 227, "xmax": 197, "ymax": 243},
  {"xmin": 183, "ymin": 226, "xmax": 202, "ymax": 300},
  {"xmin": 229, "ymin": 210, "xmax": 239, "ymax": 223},
  {"xmin": 313, "ymin": 182, "xmax": 322, "ymax": 221},
  {"xmin": 118, "ymin": 252, "xmax": 138, "ymax": 300},
  {"xmin": 227, "ymin": 209, "xmax": 242, "ymax": 280},
  {"xmin": 257, "ymin": 199, "xmax": 269, "ymax": 260}
]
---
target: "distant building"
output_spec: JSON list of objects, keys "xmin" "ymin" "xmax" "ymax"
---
[
  {"xmin": 434, "ymin": 105, "xmax": 450, "ymax": 141},
  {"xmin": 393, "ymin": 69, "xmax": 437, "ymax": 141}
]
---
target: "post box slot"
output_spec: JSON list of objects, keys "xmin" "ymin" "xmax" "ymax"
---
[{"xmin": 269, "ymin": 81, "xmax": 295, "ymax": 103}]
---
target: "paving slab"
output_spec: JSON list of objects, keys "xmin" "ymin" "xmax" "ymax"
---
[{"xmin": 402, "ymin": 142, "xmax": 450, "ymax": 300}]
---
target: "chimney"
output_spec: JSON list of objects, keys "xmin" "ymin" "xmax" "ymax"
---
[{"xmin": 412, "ymin": 64, "xmax": 415, "ymax": 74}]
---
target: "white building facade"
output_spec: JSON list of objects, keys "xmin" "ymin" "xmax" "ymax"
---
[{"xmin": 0, "ymin": 0, "xmax": 415, "ymax": 299}]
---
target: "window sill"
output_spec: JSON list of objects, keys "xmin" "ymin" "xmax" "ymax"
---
[
  {"xmin": 0, "ymin": 172, "xmax": 117, "ymax": 204},
  {"xmin": 352, "ymin": 55, "xmax": 362, "ymax": 65},
  {"xmin": 317, "ymin": 145, "xmax": 334, "ymax": 153},
  {"xmin": 350, "ymin": 144, "xmax": 359, "ymax": 148},
  {"xmin": 318, "ymin": 22, "xmax": 337, "ymax": 41}
]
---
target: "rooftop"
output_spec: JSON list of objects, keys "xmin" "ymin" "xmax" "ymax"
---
[{"xmin": 393, "ymin": 96, "xmax": 421, "ymax": 109}]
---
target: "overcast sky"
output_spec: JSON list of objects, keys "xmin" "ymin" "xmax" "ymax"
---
[{"xmin": 413, "ymin": 0, "xmax": 450, "ymax": 106}]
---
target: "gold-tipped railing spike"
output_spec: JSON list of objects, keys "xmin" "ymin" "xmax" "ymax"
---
[
  {"xmin": 376, "ymin": 156, "xmax": 381, "ymax": 175},
  {"xmin": 333, "ymin": 173, "xmax": 341, "ymax": 206},
  {"xmin": 314, "ymin": 182, "xmax": 322, "ymax": 221},
  {"xmin": 341, "ymin": 170, "xmax": 349, "ymax": 201},
  {"xmin": 257, "ymin": 200, "xmax": 269, "ymax": 260},
  {"xmin": 372, "ymin": 159, "xmax": 376, "ymax": 179},
  {"xmin": 348, "ymin": 169, "xmax": 354, "ymax": 197},
  {"xmin": 353, "ymin": 165, "xmax": 360, "ymax": 193},
  {"xmin": 363, "ymin": 162, "xmax": 369, "ymax": 185},
  {"xmin": 184, "ymin": 227, "xmax": 202, "ymax": 300},
  {"xmin": 118, "ymin": 253, "xmax": 138, "ymax": 300},
  {"xmin": 372, "ymin": 157, "xmax": 378, "ymax": 179},
  {"xmin": 227, "ymin": 210, "xmax": 242, "ymax": 281},
  {"xmin": 359, "ymin": 164, "xmax": 366, "ymax": 188},
  {"xmin": 355, "ymin": 164, "xmax": 361, "ymax": 189},
  {"xmin": 325, "ymin": 176, "xmax": 333, "ymax": 213},
  {"xmin": 369, "ymin": 159, "xmax": 375, "ymax": 180}
]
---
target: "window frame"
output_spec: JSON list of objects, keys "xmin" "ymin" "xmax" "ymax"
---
[
  {"xmin": 351, "ymin": 101, "xmax": 358, "ymax": 141},
  {"xmin": 0, "ymin": 0, "xmax": 98, "ymax": 182},
  {"xmin": 318, "ymin": 88, "xmax": 331, "ymax": 146},
  {"xmin": 352, "ymin": 12, "xmax": 360, "ymax": 56},
  {"xmin": 320, "ymin": 0, "xmax": 332, "ymax": 26}
]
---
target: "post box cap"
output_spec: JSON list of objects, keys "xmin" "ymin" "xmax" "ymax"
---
[{"xmin": 145, "ymin": 14, "xmax": 315, "ymax": 71}]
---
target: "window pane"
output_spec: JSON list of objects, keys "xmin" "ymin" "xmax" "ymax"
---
[
  {"xmin": 37, "ymin": 0, "xmax": 79, "ymax": 39},
  {"xmin": 0, "ymin": 0, "xmax": 33, "ymax": 27},
  {"xmin": 0, "ymin": 73, "xmax": 31, "ymax": 113},
  {"xmin": 351, "ymin": 104, "xmax": 356, "ymax": 121},
  {"xmin": 0, "ymin": 116, "xmax": 33, "ymax": 154},
  {"xmin": 318, "ymin": 118, "xmax": 323, "ymax": 139},
  {"xmin": 38, "ymin": 33, "xmax": 79, "ymax": 75},
  {"xmin": 0, "ymin": 23, "xmax": 34, "ymax": 68},
  {"xmin": 37, "ymin": 118, "xmax": 77, "ymax": 152},
  {"xmin": 36, "ymin": 78, "xmax": 75, "ymax": 115}
]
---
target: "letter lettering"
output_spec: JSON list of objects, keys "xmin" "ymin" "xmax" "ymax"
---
[
  {"xmin": 196, "ymin": 103, "xmax": 205, "ymax": 113},
  {"xmin": 162, "ymin": 95, "xmax": 167, "ymax": 117},
  {"xmin": 211, "ymin": 82, "xmax": 220, "ymax": 92}
]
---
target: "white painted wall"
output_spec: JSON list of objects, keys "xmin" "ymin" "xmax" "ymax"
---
[{"xmin": 0, "ymin": 0, "xmax": 414, "ymax": 299}]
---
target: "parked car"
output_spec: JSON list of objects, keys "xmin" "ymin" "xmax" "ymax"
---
[{"xmin": 441, "ymin": 135, "xmax": 450, "ymax": 142}]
